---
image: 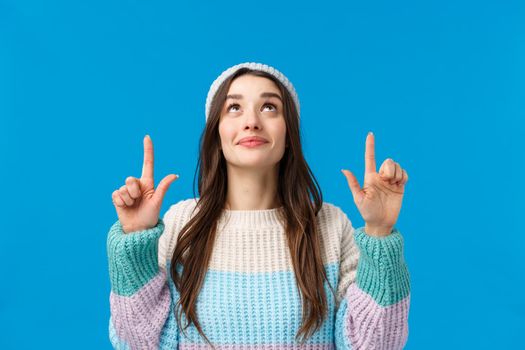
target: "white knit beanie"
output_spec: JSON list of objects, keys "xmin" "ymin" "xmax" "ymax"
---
[{"xmin": 205, "ymin": 62, "xmax": 300, "ymax": 122}]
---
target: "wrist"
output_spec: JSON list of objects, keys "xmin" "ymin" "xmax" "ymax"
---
[
  {"xmin": 364, "ymin": 223, "xmax": 393, "ymax": 237},
  {"xmin": 122, "ymin": 224, "xmax": 146, "ymax": 234},
  {"xmin": 122, "ymin": 220, "xmax": 159, "ymax": 234}
]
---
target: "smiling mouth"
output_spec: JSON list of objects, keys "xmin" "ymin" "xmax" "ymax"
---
[{"xmin": 238, "ymin": 140, "xmax": 268, "ymax": 147}]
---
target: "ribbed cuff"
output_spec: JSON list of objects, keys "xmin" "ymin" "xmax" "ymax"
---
[
  {"xmin": 107, "ymin": 218, "xmax": 165, "ymax": 296},
  {"xmin": 353, "ymin": 226, "xmax": 410, "ymax": 307}
]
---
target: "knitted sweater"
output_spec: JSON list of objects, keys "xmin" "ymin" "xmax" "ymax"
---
[{"xmin": 107, "ymin": 198, "xmax": 411, "ymax": 349}]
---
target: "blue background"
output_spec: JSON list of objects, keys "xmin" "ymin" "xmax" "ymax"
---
[{"xmin": 1, "ymin": 0, "xmax": 524, "ymax": 348}]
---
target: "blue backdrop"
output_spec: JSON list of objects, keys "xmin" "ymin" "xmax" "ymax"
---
[{"xmin": 1, "ymin": 0, "xmax": 523, "ymax": 348}]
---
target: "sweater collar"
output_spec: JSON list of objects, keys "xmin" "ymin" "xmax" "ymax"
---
[{"xmin": 217, "ymin": 206, "xmax": 285, "ymax": 228}]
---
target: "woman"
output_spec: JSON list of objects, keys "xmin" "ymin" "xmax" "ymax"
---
[{"xmin": 107, "ymin": 62, "xmax": 411, "ymax": 349}]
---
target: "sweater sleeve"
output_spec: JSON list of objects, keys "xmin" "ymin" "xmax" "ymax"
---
[
  {"xmin": 107, "ymin": 207, "xmax": 180, "ymax": 349},
  {"xmin": 334, "ymin": 215, "xmax": 411, "ymax": 349}
]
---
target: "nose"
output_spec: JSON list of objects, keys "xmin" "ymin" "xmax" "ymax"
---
[{"xmin": 243, "ymin": 106, "xmax": 262, "ymax": 130}]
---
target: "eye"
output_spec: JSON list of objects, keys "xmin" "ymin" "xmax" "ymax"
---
[
  {"xmin": 226, "ymin": 103, "xmax": 278, "ymax": 113},
  {"xmin": 226, "ymin": 103, "xmax": 240, "ymax": 112},
  {"xmin": 262, "ymin": 103, "xmax": 277, "ymax": 112}
]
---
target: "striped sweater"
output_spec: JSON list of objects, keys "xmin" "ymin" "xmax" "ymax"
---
[{"xmin": 107, "ymin": 198, "xmax": 410, "ymax": 349}]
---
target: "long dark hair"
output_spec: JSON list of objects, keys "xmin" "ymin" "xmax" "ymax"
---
[{"xmin": 170, "ymin": 67, "xmax": 336, "ymax": 347}]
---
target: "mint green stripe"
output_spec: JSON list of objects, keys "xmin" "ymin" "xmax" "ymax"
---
[
  {"xmin": 107, "ymin": 218, "xmax": 165, "ymax": 296},
  {"xmin": 354, "ymin": 227, "xmax": 411, "ymax": 307}
]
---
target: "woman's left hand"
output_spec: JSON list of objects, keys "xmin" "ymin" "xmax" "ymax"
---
[{"xmin": 341, "ymin": 132, "xmax": 408, "ymax": 237}]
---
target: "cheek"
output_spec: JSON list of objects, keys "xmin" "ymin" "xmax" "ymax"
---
[
  {"xmin": 218, "ymin": 123, "xmax": 236, "ymax": 146},
  {"xmin": 271, "ymin": 121, "xmax": 287, "ymax": 145}
]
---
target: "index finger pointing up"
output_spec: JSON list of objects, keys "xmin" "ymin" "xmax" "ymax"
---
[
  {"xmin": 141, "ymin": 135, "xmax": 154, "ymax": 180},
  {"xmin": 365, "ymin": 132, "xmax": 376, "ymax": 174}
]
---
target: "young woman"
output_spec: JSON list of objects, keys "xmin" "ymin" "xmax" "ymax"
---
[{"xmin": 107, "ymin": 62, "xmax": 411, "ymax": 349}]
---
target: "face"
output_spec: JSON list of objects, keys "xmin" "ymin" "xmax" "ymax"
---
[{"xmin": 218, "ymin": 74, "xmax": 287, "ymax": 171}]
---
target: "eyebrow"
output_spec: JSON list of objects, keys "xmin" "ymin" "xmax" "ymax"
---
[{"xmin": 226, "ymin": 92, "xmax": 282, "ymax": 102}]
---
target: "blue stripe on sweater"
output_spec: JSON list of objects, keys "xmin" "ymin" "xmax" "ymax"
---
[
  {"xmin": 162, "ymin": 261, "xmax": 341, "ymax": 345},
  {"xmin": 109, "ymin": 316, "xmax": 131, "ymax": 349}
]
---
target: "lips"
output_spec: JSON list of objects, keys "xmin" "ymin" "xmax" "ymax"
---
[{"xmin": 237, "ymin": 136, "xmax": 269, "ymax": 145}]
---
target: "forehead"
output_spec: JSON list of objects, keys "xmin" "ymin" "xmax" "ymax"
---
[{"xmin": 227, "ymin": 74, "xmax": 281, "ymax": 97}]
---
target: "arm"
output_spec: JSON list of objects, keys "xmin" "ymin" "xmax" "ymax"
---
[
  {"xmin": 107, "ymin": 208, "xmax": 178, "ymax": 349},
  {"xmin": 334, "ymin": 218, "xmax": 411, "ymax": 349}
]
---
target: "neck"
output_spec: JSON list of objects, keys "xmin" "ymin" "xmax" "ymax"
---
[{"xmin": 225, "ymin": 164, "xmax": 280, "ymax": 210}]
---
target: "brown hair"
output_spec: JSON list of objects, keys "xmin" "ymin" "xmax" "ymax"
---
[{"xmin": 170, "ymin": 67, "xmax": 336, "ymax": 347}]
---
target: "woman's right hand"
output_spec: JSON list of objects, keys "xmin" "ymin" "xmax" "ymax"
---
[{"xmin": 111, "ymin": 135, "xmax": 179, "ymax": 234}]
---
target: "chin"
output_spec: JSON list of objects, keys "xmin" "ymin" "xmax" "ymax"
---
[{"xmin": 231, "ymin": 156, "xmax": 277, "ymax": 168}]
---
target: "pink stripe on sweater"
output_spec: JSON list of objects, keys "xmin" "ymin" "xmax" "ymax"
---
[
  {"xmin": 110, "ymin": 269, "xmax": 171, "ymax": 349},
  {"xmin": 344, "ymin": 283, "xmax": 410, "ymax": 349}
]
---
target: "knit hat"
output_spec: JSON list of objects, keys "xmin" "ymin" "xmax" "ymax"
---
[{"xmin": 205, "ymin": 62, "xmax": 300, "ymax": 122}]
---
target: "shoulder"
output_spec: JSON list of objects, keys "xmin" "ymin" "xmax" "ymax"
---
[
  {"xmin": 158, "ymin": 197, "xmax": 200, "ymax": 269},
  {"xmin": 315, "ymin": 201, "xmax": 355, "ymax": 264},
  {"xmin": 163, "ymin": 197, "xmax": 199, "ymax": 221},
  {"xmin": 320, "ymin": 202, "xmax": 360, "ymax": 306},
  {"xmin": 317, "ymin": 201, "xmax": 352, "ymax": 232}
]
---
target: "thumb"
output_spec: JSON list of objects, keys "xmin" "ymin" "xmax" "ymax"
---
[
  {"xmin": 153, "ymin": 174, "xmax": 179, "ymax": 204},
  {"xmin": 341, "ymin": 169, "xmax": 363, "ymax": 204}
]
